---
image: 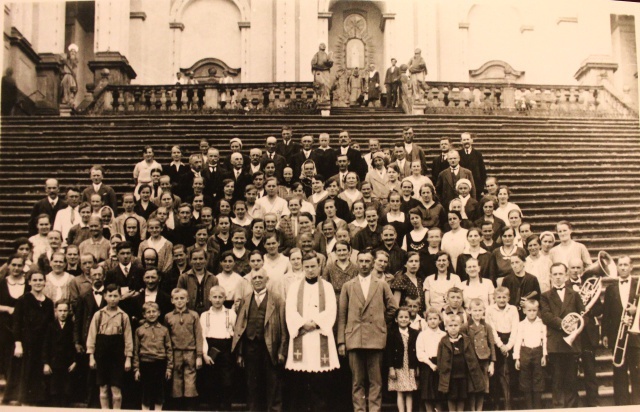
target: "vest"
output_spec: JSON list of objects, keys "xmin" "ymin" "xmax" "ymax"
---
[{"xmin": 245, "ymin": 294, "xmax": 268, "ymax": 341}]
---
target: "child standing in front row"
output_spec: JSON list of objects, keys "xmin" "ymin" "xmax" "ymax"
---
[
  {"xmin": 387, "ymin": 306, "xmax": 419, "ymax": 412},
  {"xmin": 513, "ymin": 299, "xmax": 547, "ymax": 410},
  {"xmin": 406, "ymin": 296, "xmax": 428, "ymax": 332},
  {"xmin": 165, "ymin": 288, "xmax": 203, "ymax": 410},
  {"xmin": 437, "ymin": 313, "xmax": 486, "ymax": 412},
  {"xmin": 133, "ymin": 302, "xmax": 173, "ymax": 411},
  {"xmin": 86, "ymin": 284, "xmax": 133, "ymax": 409},
  {"xmin": 416, "ymin": 307, "xmax": 446, "ymax": 412},
  {"xmin": 201, "ymin": 285, "xmax": 236, "ymax": 411},
  {"xmin": 461, "ymin": 298, "xmax": 496, "ymax": 411},
  {"xmin": 441, "ymin": 287, "xmax": 467, "ymax": 327}
]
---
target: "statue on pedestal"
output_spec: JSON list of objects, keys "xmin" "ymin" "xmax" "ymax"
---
[
  {"xmin": 60, "ymin": 44, "xmax": 79, "ymax": 108},
  {"xmin": 311, "ymin": 43, "xmax": 334, "ymax": 105},
  {"xmin": 399, "ymin": 64, "xmax": 412, "ymax": 113},
  {"xmin": 408, "ymin": 48, "xmax": 427, "ymax": 102}
]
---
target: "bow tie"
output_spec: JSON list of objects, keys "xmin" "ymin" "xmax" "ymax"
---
[
  {"xmin": 571, "ymin": 281, "xmax": 580, "ymax": 285},
  {"xmin": 554, "ymin": 286, "xmax": 565, "ymax": 291},
  {"xmin": 94, "ymin": 290, "xmax": 103, "ymax": 295},
  {"xmin": 620, "ymin": 280, "xmax": 629, "ymax": 285}
]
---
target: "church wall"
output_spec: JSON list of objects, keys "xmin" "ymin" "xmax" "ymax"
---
[
  {"xmin": 134, "ymin": 0, "xmax": 172, "ymax": 84},
  {"xmin": 249, "ymin": 0, "xmax": 274, "ymax": 82}
]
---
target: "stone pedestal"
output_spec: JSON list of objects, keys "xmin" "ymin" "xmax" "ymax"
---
[
  {"xmin": 35, "ymin": 53, "xmax": 64, "ymax": 114},
  {"xmin": 412, "ymin": 101, "xmax": 426, "ymax": 115},
  {"xmin": 88, "ymin": 52, "xmax": 137, "ymax": 86},
  {"xmin": 204, "ymin": 88, "xmax": 219, "ymax": 109},
  {"xmin": 574, "ymin": 55, "xmax": 618, "ymax": 85},
  {"xmin": 501, "ymin": 86, "xmax": 516, "ymax": 109}
]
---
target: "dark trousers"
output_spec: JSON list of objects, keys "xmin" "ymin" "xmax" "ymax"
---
[
  {"xmin": 285, "ymin": 370, "xmax": 332, "ymax": 412},
  {"xmin": 613, "ymin": 346, "xmax": 640, "ymax": 405},
  {"xmin": 386, "ymin": 82, "xmax": 399, "ymax": 108},
  {"xmin": 549, "ymin": 352, "xmax": 579, "ymax": 408},
  {"xmin": 348, "ymin": 349, "xmax": 383, "ymax": 412},
  {"xmin": 243, "ymin": 337, "xmax": 282, "ymax": 412},
  {"xmin": 491, "ymin": 332, "xmax": 512, "ymax": 410},
  {"xmin": 520, "ymin": 346, "xmax": 544, "ymax": 409},
  {"xmin": 580, "ymin": 348, "xmax": 598, "ymax": 406}
]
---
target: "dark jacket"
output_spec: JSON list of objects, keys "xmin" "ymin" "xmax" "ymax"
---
[
  {"xmin": 458, "ymin": 148, "xmax": 487, "ymax": 195},
  {"xmin": 386, "ymin": 326, "xmax": 419, "ymax": 370},
  {"xmin": 73, "ymin": 290, "xmax": 107, "ymax": 347},
  {"xmin": 502, "ymin": 272, "xmax": 541, "ymax": 319},
  {"xmin": 125, "ymin": 289, "xmax": 173, "ymax": 330},
  {"xmin": 437, "ymin": 334, "xmax": 486, "ymax": 393},
  {"xmin": 566, "ymin": 278, "xmax": 603, "ymax": 350},
  {"xmin": 602, "ymin": 278, "xmax": 640, "ymax": 349},
  {"xmin": 540, "ymin": 287, "xmax": 585, "ymax": 353},
  {"xmin": 43, "ymin": 318, "xmax": 77, "ymax": 369},
  {"xmin": 461, "ymin": 320, "xmax": 497, "ymax": 362},
  {"xmin": 29, "ymin": 197, "xmax": 68, "ymax": 236}
]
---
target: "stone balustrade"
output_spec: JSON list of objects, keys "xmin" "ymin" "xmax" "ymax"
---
[
  {"xmin": 410, "ymin": 82, "xmax": 638, "ymax": 117},
  {"xmin": 85, "ymin": 82, "xmax": 316, "ymax": 114}
]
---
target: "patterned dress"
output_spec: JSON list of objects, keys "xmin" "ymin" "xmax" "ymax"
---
[{"xmin": 388, "ymin": 331, "xmax": 417, "ymax": 392}]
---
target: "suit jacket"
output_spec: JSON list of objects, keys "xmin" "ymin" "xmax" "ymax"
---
[
  {"xmin": 275, "ymin": 140, "xmax": 301, "ymax": 166},
  {"xmin": 431, "ymin": 153, "xmax": 449, "ymax": 184},
  {"xmin": 82, "ymin": 185, "xmax": 118, "ymax": 213},
  {"xmin": 436, "ymin": 167, "xmax": 476, "ymax": 208},
  {"xmin": 566, "ymin": 278, "xmax": 603, "ymax": 349},
  {"xmin": 389, "ymin": 160, "xmax": 412, "ymax": 180},
  {"xmin": 313, "ymin": 147, "xmax": 338, "ymax": 179},
  {"xmin": 260, "ymin": 152, "xmax": 287, "ymax": 181},
  {"xmin": 178, "ymin": 170, "xmax": 207, "ymax": 200},
  {"xmin": 29, "ymin": 197, "xmax": 68, "ymax": 235},
  {"xmin": 540, "ymin": 287, "xmax": 585, "ymax": 353},
  {"xmin": 344, "ymin": 147, "xmax": 368, "ymax": 181},
  {"xmin": 223, "ymin": 169, "xmax": 253, "ymax": 200},
  {"xmin": 384, "ymin": 65, "xmax": 401, "ymax": 84},
  {"xmin": 386, "ymin": 326, "xmax": 419, "ymax": 369},
  {"xmin": 73, "ymin": 289, "xmax": 107, "ymax": 347},
  {"xmin": 290, "ymin": 150, "xmax": 322, "ymax": 180},
  {"xmin": 105, "ymin": 261, "xmax": 146, "ymax": 293},
  {"xmin": 459, "ymin": 148, "xmax": 487, "ymax": 195},
  {"xmin": 202, "ymin": 164, "xmax": 228, "ymax": 199},
  {"xmin": 602, "ymin": 278, "xmax": 640, "ymax": 349},
  {"xmin": 232, "ymin": 291, "xmax": 289, "ymax": 365},
  {"xmin": 338, "ymin": 276, "xmax": 398, "ymax": 350},
  {"xmin": 125, "ymin": 289, "xmax": 173, "ymax": 330},
  {"xmin": 42, "ymin": 318, "xmax": 77, "ymax": 369}
]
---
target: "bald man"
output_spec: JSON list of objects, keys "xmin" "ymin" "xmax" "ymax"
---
[
  {"xmin": 261, "ymin": 136, "xmax": 287, "ymax": 180},
  {"xmin": 29, "ymin": 178, "xmax": 68, "ymax": 235}
]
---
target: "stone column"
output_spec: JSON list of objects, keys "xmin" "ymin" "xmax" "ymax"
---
[
  {"xmin": 169, "ymin": 22, "xmax": 184, "ymax": 77},
  {"xmin": 239, "ymin": 21, "xmax": 251, "ymax": 82},
  {"xmin": 89, "ymin": 0, "xmax": 136, "ymax": 85},
  {"xmin": 275, "ymin": 0, "xmax": 296, "ymax": 82},
  {"xmin": 34, "ymin": 2, "xmax": 66, "ymax": 112}
]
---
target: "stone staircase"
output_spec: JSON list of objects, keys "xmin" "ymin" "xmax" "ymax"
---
[{"xmin": 1, "ymin": 110, "xmax": 638, "ymax": 406}]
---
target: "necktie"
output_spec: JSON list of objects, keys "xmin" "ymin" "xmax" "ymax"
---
[
  {"xmin": 124, "ymin": 266, "xmax": 129, "ymax": 275},
  {"xmin": 270, "ymin": 153, "xmax": 274, "ymax": 159}
]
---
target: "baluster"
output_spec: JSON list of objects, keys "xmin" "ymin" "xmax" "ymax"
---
[
  {"xmin": 461, "ymin": 87, "xmax": 472, "ymax": 108},
  {"xmin": 451, "ymin": 87, "xmax": 460, "ymax": 107},
  {"xmin": 112, "ymin": 88, "xmax": 121, "ymax": 112},
  {"xmin": 127, "ymin": 89, "xmax": 136, "ymax": 112},
  {"xmin": 197, "ymin": 85, "xmax": 205, "ymax": 110},
  {"xmin": 154, "ymin": 88, "xmax": 163, "ymax": 110},
  {"xmin": 442, "ymin": 87, "xmax": 450, "ymax": 107},
  {"xmin": 494, "ymin": 88, "xmax": 502, "ymax": 108},
  {"xmin": 269, "ymin": 89, "xmax": 276, "ymax": 107}
]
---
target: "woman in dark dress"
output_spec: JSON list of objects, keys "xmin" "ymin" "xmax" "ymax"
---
[
  {"xmin": 391, "ymin": 251, "xmax": 426, "ymax": 312},
  {"xmin": 0, "ymin": 255, "xmax": 28, "ymax": 389},
  {"xmin": 488, "ymin": 226, "xmax": 527, "ymax": 285},
  {"xmin": 8, "ymin": 271, "xmax": 54, "ymax": 405}
]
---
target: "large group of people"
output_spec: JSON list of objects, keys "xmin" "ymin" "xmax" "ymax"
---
[{"xmin": 0, "ymin": 126, "xmax": 638, "ymax": 411}]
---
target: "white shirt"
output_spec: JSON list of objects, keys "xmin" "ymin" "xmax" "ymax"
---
[
  {"xmin": 255, "ymin": 196, "xmax": 288, "ymax": 216},
  {"xmin": 416, "ymin": 327, "xmax": 446, "ymax": 362},
  {"xmin": 424, "ymin": 273, "xmax": 462, "ymax": 312},
  {"xmin": 92, "ymin": 183, "xmax": 102, "ymax": 193},
  {"xmin": 359, "ymin": 275, "xmax": 371, "ymax": 298},
  {"xmin": 201, "ymin": 307, "xmax": 236, "ymax": 341},
  {"xmin": 93, "ymin": 287, "xmax": 104, "ymax": 306},
  {"xmin": 513, "ymin": 317, "xmax": 547, "ymax": 359},
  {"xmin": 119, "ymin": 263, "xmax": 131, "ymax": 276},
  {"xmin": 485, "ymin": 304, "xmax": 520, "ymax": 347},
  {"xmin": 619, "ymin": 278, "xmax": 632, "ymax": 307},
  {"xmin": 254, "ymin": 289, "xmax": 267, "ymax": 305},
  {"xmin": 554, "ymin": 286, "xmax": 566, "ymax": 302},
  {"xmin": 53, "ymin": 206, "xmax": 82, "ymax": 244},
  {"xmin": 404, "ymin": 142, "xmax": 414, "ymax": 155},
  {"xmin": 340, "ymin": 147, "xmax": 349, "ymax": 155},
  {"xmin": 145, "ymin": 289, "xmax": 157, "ymax": 303}
]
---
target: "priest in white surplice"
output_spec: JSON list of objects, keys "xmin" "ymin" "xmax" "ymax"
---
[{"xmin": 285, "ymin": 251, "xmax": 339, "ymax": 411}]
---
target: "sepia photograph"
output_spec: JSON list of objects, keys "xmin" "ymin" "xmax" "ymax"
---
[{"xmin": 1, "ymin": 0, "xmax": 640, "ymax": 410}]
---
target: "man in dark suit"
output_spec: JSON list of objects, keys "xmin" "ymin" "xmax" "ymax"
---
[
  {"xmin": 179, "ymin": 154, "xmax": 206, "ymax": 201},
  {"xmin": 202, "ymin": 147, "xmax": 226, "ymax": 201},
  {"xmin": 275, "ymin": 126, "xmax": 300, "ymax": 166},
  {"xmin": 389, "ymin": 143, "xmax": 411, "ymax": 179},
  {"xmin": 436, "ymin": 150, "xmax": 476, "ymax": 209},
  {"xmin": 398, "ymin": 127, "xmax": 428, "ymax": 172},
  {"xmin": 602, "ymin": 255, "xmax": 640, "ymax": 405},
  {"xmin": 125, "ymin": 268, "xmax": 172, "ymax": 330},
  {"xmin": 105, "ymin": 241, "xmax": 145, "ymax": 296},
  {"xmin": 337, "ymin": 130, "xmax": 367, "ymax": 181},
  {"xmin": 431, "ymin": 137, "xmax": 451, "ymax": 184},
  {"xmin": 567, "ymin": 258, "xmax": 603, "ymax": 406},
  {"xmin": 459, "ymin": 132, "xmax": 487, "ymax": 196},
  {"xmin": 81, "ymin": 166, "xmax": 118, "ymax": 213},
  {"xmin": 224, "ymin": 152, "xmax": 253, "ymax": 199},
  {"xmin": 540, "ymin": 262, "xmax": 585, "ymax": 408},
  {"xmin": 291, "ymin": 134, "xmax": 321, "ymax": 180},
  {"xmin": 314, "ymin": 132, "xmax": 338, "ymax": 179},
  {"xmin": 29, "ymin": 178, "xmax": 67, "ymax": 235},
  {"xmin": 262, "ymin": 136, "xmax": 287, "ymax": 180},
  {"xmin": 384, "ymin": 58, "xmax": 401, "ymax": 108},
  {"xmin": 338, "ymin": 250, "xmax": 398, "ymax": 412},
  {"xmin": 232, "ymin": 270, "xmax": 288, "ymax": 412}
]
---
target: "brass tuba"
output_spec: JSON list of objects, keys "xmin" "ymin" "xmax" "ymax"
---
[{"xmin": 563, "ymin": 251, "xmax": 615, "ymax": 346}]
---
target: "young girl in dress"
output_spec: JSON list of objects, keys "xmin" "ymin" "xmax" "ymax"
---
[
  {"xmin": 387, "ymin": 306, "xmax": 419, "ymax": 412},
  {"xmin": 416, "ymin": 307, "xmax": 446, "ymax": 412}
]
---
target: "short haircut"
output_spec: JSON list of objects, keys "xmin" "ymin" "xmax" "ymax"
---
[
  {"xmin": 494, "ymin": 286, "xmax": 510, "ymax": 296},
  {"xmin": 302, "ymin": 251, "xmax": 319, "ymax": 263},
  {"xmin": 468, "ymin": 298, "xmax": 485, "ymax": 310},
  {"xmin": 550, "ymin": 262, "xmax": 567, "ymax": 273},
  {"xmin": 220, "ymin": 250, "xmax": 236, "ymax": 261},
  {"xmin": 447, "ymin": 286, "xmax": 463, "ymax": 297},
  {"xmin": 54, "ymin": 299, "xmax": 70, "ymax": 309},
  {"xmin": 115, "ymin": 241, "xmax": 133, "ymax": 253},
  {"xmin": 142, "ymin": 302, "xmax": 160, "ymax": 313},
  {"xmin": 171, "ymin": 288, "xmax": 188, "ymax": 298},
  {"xmin": 104, "ymin": 283, "xmax": 120, "ymax": 295},
  {"xmin": 523, "ymin": 299, "xmax": 539, "ymax": 309},
  {"xmin": 209, "ymin": 285, "xmax": 226, "ymax": 297}
]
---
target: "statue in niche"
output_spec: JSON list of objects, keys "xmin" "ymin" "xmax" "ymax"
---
[
  {"xmin": 60, "ymin": 43, "xmax": 79, "ymax": 108},
  {"xmin": 311, "ymin": 43, "xmax": 334, "ymax": 105},
  {"xmin": 348, "ymin": 67, "xmax": 366, "ymax": 106},
  {"xmin": 399, "ymin": 64, "xmax": 412, "ymax": 113},
  {"xmin": 408, "ymin": 48, "xmax": 428, "ymax": 102},
  {"xmin": 346, "ymin": 39, "xmax": 365, "ymax": 69}
]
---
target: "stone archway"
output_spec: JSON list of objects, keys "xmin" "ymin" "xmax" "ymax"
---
[{"xmin": 328, "ymin": 1, "xmax": 384, "ymax": 107}]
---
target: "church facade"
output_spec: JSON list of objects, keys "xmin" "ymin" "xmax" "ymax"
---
[{"xmin": 3, "ymin": 0, "xmax": 640, "ymax": 113}]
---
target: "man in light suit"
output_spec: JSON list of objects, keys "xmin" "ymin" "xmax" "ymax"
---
[
  {"xmin": 540, "ymin": 263, "xmax": 585, "ymax": 408},
  {"xmin": 338, "ymin": 250, "xmax": 398, "ymax": 412},
  {"xmin": 28, "ymin": 178, "xmax": 67, "ymax": 235},
  {"xmin": 458, "ymin": 132, "xmax": 487, "ymax": 196},
  {"xmin": 602, "ymin": 255, "xmax": 640, "ymax": 406},
  {"xmin": 398, "ymin": 127, "xmax": 427, "ymax": 172},
  {"xmin": 436, "ymin": 149, "xmax": 476, "ymax": 209},
  {"xmin": 233, "ymin": 270, "xmax": 288, "ymax": 412}
]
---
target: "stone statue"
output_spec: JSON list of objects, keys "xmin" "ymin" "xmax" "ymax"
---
[
  {"xmin": 311, "ymin": 43, "xmax": 334, "ymax": 105},
  {"xmin": 408, "ymin": 48, "xmax": 428, "ymax": 102},
  {"xmin": 60, "ymin": 44, "xmax": 79, "ymax": 108},
  {"xmin": 399, "ymin": 64, "xmax": 412, "ymax": 113}
]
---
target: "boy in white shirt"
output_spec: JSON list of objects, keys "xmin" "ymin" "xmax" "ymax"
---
[{"xmin": 513, "ymin": 299, "xmax": 547, "ymax": 410}]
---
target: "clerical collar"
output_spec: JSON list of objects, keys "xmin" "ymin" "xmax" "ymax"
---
[{"xmin": 305, "ymin": 276, "xmax": 318, "ymax": 285}]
